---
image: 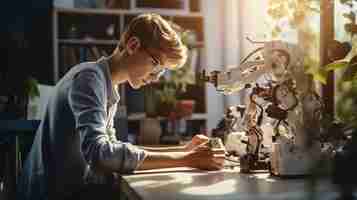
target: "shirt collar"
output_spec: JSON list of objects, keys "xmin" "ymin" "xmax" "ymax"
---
[{"xmin": 97, "ymin": 56, "xmax": 120, "ymax": 106}]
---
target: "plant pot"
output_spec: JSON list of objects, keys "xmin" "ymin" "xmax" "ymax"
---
[
  {"xmin": 138, "ymin": 118, "xmax": 162, "ymax": 145},
  {"xmin": 144, "ymin": 86, "xmax": 158, "ymax": 118},
  {"xmin": 156, "ymin": 102, "xmax": 176, "ymax": 118},
  {"xmin": 176, "ymin": 100, "xmax": 195, "ymax": 119}
]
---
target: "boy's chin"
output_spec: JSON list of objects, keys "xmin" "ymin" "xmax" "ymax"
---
[{"xmin": 129, "ymin": 81, "xmax": 142, "ymax": 89}]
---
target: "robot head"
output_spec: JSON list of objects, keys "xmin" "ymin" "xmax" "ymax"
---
[{"xmin": 263, "ymin": 41, "xmax": 304, "ymax": 82}]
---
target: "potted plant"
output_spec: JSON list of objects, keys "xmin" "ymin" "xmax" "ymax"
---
[
  {"xmin": 155, "ymin": 83, "xmax": 178, "ymax": 118},
  {"xmin": 25, "ymin": 77, "xmax": 41, "ymax": 119},
  {"xmin": 1, "ymin": 76, "xmax": 40, "ymax": 119}
]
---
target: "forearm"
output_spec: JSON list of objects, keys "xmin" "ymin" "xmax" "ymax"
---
[
  {"xmin": 136, "ymin": 151, "xmax": 189, "ymax": 170},
  {"xmin": 137, "ymin": 145, "xmax": 186, "ymax": 152}
]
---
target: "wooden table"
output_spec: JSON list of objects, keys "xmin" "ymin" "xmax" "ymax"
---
[{"xmin": 119, "ymin": 167, "xmax": 342, "ymax": 200}]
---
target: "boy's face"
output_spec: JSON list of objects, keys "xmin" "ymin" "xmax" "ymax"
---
[{"xmin": 127, "ymin": 43, "xmax": 167, "ymax": 89}]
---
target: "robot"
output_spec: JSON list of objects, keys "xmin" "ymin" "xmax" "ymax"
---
[
  {"xmin": 211, "ymin": 105, "xmax": 245, "ymax": 144},
  {"xmin": 200, "ymin": 38, "xmax": 323, "ymax": 176}
]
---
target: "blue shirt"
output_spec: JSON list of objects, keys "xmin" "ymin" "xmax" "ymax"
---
[{"xmin": 17, "ymin": 57, "xmax": 147, "ymax": 200}]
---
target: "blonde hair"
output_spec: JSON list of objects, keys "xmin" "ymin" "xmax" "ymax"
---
[{"xmin": 118, "ymin": 13, "xmax": 187, "ymax": 69}]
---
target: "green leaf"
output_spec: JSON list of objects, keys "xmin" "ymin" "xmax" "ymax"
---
[
  {"xmin": 312, "ymin": 68, "xmax": 328, "ymax": 85},
  {"xmin": 272, "ymin": 26, "xmax": 282, "ymax": 38},
  {"xmin": 343, "ymin": 12, "xmax": 356, "ymax": 22},
  {"xmin": 25, "ymin": 77, "xmax": 40, "ymax": 99},
  {"xmin": 336, "ymin": 94, "xmax": 357, "ymax": 125},
  {"xmin": 337, "ymin": 79, "xmax": 352, "ymax": 93},
  {"xmin": 340, "ymin": 0, "xmax": 351, "ymax": 4},
  {"xmin": 341, "ymin": 63, "xmax": 357, "ymax": 81},
  {"xmin": 324, "ymin": 61, "xmax": 349, "ymax": 71}
]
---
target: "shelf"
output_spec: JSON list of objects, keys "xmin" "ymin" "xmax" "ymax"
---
[
  {"xmin": 187, "ymin": 41, "xmax": 204, "ymax": 48},
  {"xmin": 53, "ymin": 2, "xmax": 207, "ymax": 120},
  {"xmin": 58, "ymin": 39, "xmax": 119, "ymax": 46},
  {"xmin": 58, "ymin": 39, "xmax": 204, "ymax": 49},
  {"xmin": 127, "ymin": 113, "xmax": 146, "ymax": 120},
  {"xmin": 54, "ymin": 7, "xmax": 203, "ymax": 18},
  {"xmin": 127, "ymin": 113, "xmax": 207, "ymax": 121}
]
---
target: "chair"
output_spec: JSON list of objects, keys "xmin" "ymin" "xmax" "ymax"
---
[{"xmin": 0, "ymin": 84, "xmax": 52, "ymax": 199}]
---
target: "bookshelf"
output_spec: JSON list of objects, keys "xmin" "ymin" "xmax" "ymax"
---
[{"xmin": 52, "ymin": 0, "xmax": 207, "ymax": 139}]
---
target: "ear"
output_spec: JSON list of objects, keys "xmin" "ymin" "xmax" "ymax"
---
[{"xmin": 126, "ymin": 36, "xmax": 141, "ymax": 55}]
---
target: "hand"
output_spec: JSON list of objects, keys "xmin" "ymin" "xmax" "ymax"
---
[
  {"xmin": 185, "ymin": 145, "xmax": 225, "ymax": 171},
  {"xmin": 184, "ymin": 134, "xmax": 209, "ymax": 152}
]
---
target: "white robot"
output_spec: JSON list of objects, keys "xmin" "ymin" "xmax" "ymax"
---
[{"xmin": 200, "ymin": 39, "xmax": 323, "ymax": 176}]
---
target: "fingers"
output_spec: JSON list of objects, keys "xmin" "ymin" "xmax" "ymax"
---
[
  {"xmin": 195, "ymin": 144, "xmax": 209, "ymax": 150},
  {"xmin": 194, "ymin": 144, "xmax": 226, "ymax": 156},
  {"xmin": 206, "ymin": 156, "xmax": 225, "ymax": 170},
  {"xmin": 184, "ymin": 135, "xmax": 209, "ymax": 152},
  {"xmin": 193, "ymin": 148, "xmax": 226, "ymax": 170},
  {"xmin": 194, "ymin": 134, "xmax": 209, "ymax": 139},
  {"xmin": 192, "ymin": 134, "xmax": 209, "ymax": 144}
]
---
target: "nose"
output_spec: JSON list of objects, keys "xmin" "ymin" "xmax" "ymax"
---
[
  {"xmin": 147, "ymin": 73, "xmax": 160, "ymax": 83},
  {"xmin": 143, "ymin": 76, "xmax": 157, "ymax": 85},
  {"xmin": 152, "ymin": 75, "xmax": 160, "ymax": 83}
]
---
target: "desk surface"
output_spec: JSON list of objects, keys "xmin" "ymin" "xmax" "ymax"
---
[{"xmin": 120, "ymin": 167, "xmax": 341, "ymax": 200}]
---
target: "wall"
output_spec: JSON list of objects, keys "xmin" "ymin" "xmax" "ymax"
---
[
  {"xmin": 239, "ymin": 0, "xmax": 269, "ymax": 57},
  {"xmin": 202, "ymin": 0, "xmax": 268, "ymax": 132},
  {"xmin": 201, "ymin": 0, "xmax": 225, "ymax": 132}
]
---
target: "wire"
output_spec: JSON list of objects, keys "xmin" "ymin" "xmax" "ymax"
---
[
  {"xmin": 224, "ymin": 157, "xmax": 240, "ymax": 164},
  {"xmin": 240, "ymin": 47, "xmax": 264, "ymax": 64}
]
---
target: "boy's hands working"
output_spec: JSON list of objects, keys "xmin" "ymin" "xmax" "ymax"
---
[
  {"xmin": 185, "ymin": 145, "xmax": 225, "ymax": 170},
  {"xmin": 136, "ymin": 136, "xmax": 225, "ymax": 171},
  {"xmin": 184, "ymin": 134, "xmax": 210, "ymax": 151}
]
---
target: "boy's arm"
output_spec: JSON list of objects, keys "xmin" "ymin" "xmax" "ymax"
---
[
  {"xmin": 137, "ymin": 134, "xmax": 209, "ymax": 152},
  {"xmin": 69, "ymin": 71, "xmax": 146, "ymax": 174},
  {"xmin": 137, "ymin": 145, "xmax": 186, "ymax": 152},
  {"xmin": 136, "ymin": 151, "xmax": 188, "ymax": 170},
  {"xmin": 136, "ymin": 146, "xmax": 225, "ymax": 171}
]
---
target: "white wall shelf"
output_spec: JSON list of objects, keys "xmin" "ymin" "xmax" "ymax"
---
[
  {"xmin": 55, "ymin": 7, "xmax": 203, "ymax": 18},
  {"xmin": 58, "ymin": 39, "xmax": 119, "ymax": 46}
]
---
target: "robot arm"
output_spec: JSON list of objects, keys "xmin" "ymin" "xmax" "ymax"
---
[
  {"xmin": 199, "ymin": 40, "xmax": 303, "ymax": 95},
  {"xmin": 202, "ymin": 39, "xmax": 324, "ymax": 175}
]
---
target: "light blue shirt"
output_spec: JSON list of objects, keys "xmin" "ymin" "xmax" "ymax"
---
[{"xmin": 17, "ymin": 57, "xmax": 147, "ymax": 200}]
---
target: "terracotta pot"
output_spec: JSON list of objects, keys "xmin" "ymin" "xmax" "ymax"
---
[
  {"xmin": 156, "ymin": 102, "xmax": 175, "ymax": 118},
  {"xmin": 176, "ymin": 100, "xmax": 195, "ymax": 119}
]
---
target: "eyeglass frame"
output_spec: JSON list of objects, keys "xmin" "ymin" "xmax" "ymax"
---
[{"xmin": 142, "ymin": 46, "xmax": 167, "ymax": 78}]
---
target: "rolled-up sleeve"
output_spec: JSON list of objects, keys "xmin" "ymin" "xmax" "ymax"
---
[{"xmin": 68, "ymin": 71, "xmax": 147, "ymax": 174}]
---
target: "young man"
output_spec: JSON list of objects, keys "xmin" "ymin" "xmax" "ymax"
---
[{"xmin": 17, "ymin": 13, "xmax": 225, "ymax": 200}]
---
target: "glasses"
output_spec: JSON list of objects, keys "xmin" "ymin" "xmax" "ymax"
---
[{"xmin": 142, "ymin": 47, "xmax": 166, "ymax": 77}]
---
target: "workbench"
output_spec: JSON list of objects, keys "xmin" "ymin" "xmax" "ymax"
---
[{"xmin": 119, "ymin": 167, "xmax": 341, "ymax": 200}]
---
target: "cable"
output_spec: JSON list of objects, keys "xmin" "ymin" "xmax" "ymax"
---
[{"xmin": 224, "ymin": 157, "xmax": 240, "ymax": 164}]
